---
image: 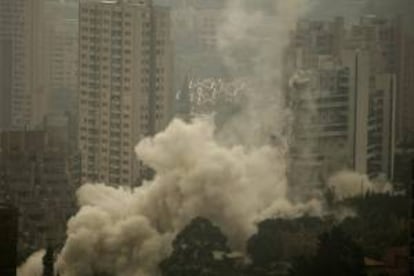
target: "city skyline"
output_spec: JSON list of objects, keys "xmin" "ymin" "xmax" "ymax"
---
[{"xmin": 0, "ymin": 1, "xmax": 413, "ymax": 275}]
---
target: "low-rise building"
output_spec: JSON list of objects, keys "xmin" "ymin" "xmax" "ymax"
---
[{"xmin": 0, "ymin": 126, "xmax": 79, "ymax": 256}]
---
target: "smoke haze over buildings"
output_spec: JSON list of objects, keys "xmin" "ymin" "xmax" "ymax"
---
[
  {"xmin": 56, "ymin": 118, "xmax": 323, "ymax": 275},
  {"xmin": 328, "ymin": 171, "xmax": 393, "ymax": 200},
  {"xmin": 10, "ymin": 0, "xmax": 411, "ymax": 275},
  {"xmin": 52, "ymin": 1, "xmax": 328, "ymax": 275}
]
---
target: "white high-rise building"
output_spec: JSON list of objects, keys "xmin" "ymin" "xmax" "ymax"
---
[
  {"xmin": 341, "ymin": 50, "xmax": 396, "ymax": 179},
  {"xmin": 288, "ymin": 16, "xmax": 398, "ymax": 188},
  {"xmin": 289, "ymin": 50, "xmax": 396, "ymax": 188},
  {"xmin": 78, "ymin": 0, "xmax": 173, "ymax": 186}
]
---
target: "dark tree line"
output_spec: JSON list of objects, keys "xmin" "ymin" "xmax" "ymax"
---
[
  {"xmin": 338, "ymin": 194, "xmax": 409, "ymax": 258},
  {"xmin": 160, "ymin": 194, "xmax": 408, "ymax": 276},
  {"xmin": 289, "ymin": 227, "xmax": 365, "ymax": 276},
  {"xmin": 160, "ymin": 218, "xmax": 366, "ymax": 276},
  {"xmin": 160, "ymin": 217, "xmax": 241, "ymax": 276}
]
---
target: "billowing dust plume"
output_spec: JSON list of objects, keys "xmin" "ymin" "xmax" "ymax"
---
[
  {"xmin": 215, "ymin": 0, "xmax": 307, "ymax": 146},
  {"xmin": 26, "ymin": 1, "xmax": 334, "ymax": 275},
  {"xmin": 57, "ymin": 119, "xmax": 322, "ymax": 276},
  {"xmin": 21, "ymin": 1, "xmax": 392, "ymax": 275},
  {"xmin": 328, "ymin": 171, "xmax": 393, "ymax": 200},
  {"xmin": 17, "ymin": 250, "xmax": 45, "ymax": 276}
]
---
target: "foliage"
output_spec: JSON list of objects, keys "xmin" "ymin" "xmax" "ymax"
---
[
  {"xmin": 290, "ymin": 227, "xmax": 366, "ymax": 276},
  {"xmin": 340, "ymin": 193, "xmax": 408, "ymax": 219},
  {"xmin": 158, "ymin": 194, "xmax": 409, "ymax": 275},
  {"xmin": 246, "ymin": 217, "xmax": 324, "ymax": 276},
  {"xmin": 337, "ymin": 193, "xmax": 409, "ymax": 258},
  {"xmin": 160, "ymin": 217, "xmax": 241, "ymax": 276},
  {"xmin": 247, "ymin": 220, "xmax": 285, "ymax": 266}
]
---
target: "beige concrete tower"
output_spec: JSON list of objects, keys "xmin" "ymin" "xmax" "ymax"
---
[{"xmin": 78, "ymin": 0, "xmax": 173, "ymax": 186}]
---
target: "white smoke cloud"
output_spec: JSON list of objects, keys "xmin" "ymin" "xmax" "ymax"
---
[
  {"xmin": 57, "ymin": 119, "xmax": 322, "ymax": 276},
  {"xmin": 17, "ymin": 250, "xmax": 45, "ymax": 276},
  {"xmin": 18, "ymin": 2, "xmax": 398, "ymax": 274},
  {"xmin": 215, "ymin": 0, "xmax": 308, "ymax": 146},
  {"xmin": 328, "ymin": 171, "xmax": 393, "ymax": 200},
  {"xmin": 24, "ymin": 1, "xmax": 328, "ymax": 275}
]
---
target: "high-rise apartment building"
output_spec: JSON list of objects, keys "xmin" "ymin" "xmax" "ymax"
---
[
  {"xmin": 192, "ymin": 2, "xmax": 224, "ymax": 51},
  {"xmin": 288, "ymin": 16, "xmax": 399, "ymax": 188},
  {"xmin": 344, "ymin": 15, "xmax": 414, "ymax": 143},
  {"xmin": 0, "ymin": 0, "xmax": 49, "ymax": 130},
  {"xmin": 0, "ymin": 34, "xmax": 12, "ymax": 130},
  {"xmin": 48, "ymin": 19, "xmax": 78, "ymax": 114},
  {"xmin": 291, "ymin": 17, "xmax": 345, "ymax": 69},
  {"xmin": 0, "ymin": 0, "xmax": 22, "ymax": 130},
  {"xmin": 289, "ymin": 51, "xmax": 396, "ymax": 188},
  {"xmin": 288, "ymin": 64, "xmax": 353, "ymax": 188},
  {"xmin": 396, "ymin": 18, "xmax": 414, "ymax": 142},
  {"xmin": 78, "ymin": 0, "xmax": 173, "ymax": 186},
  {"xmin": 44, "ymin": 1, "xmax": 79, "ymax": 116},
  {"xmin": 345, "ymin": 15, "xmax": 398, "ymax": 73},
  {"xmin": 342, "ymin": 50, "xmax": 396, "ymax": 179}
]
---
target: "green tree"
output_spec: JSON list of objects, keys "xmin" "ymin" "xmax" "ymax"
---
[
  {"xmin": 246, "ymin": 217, "xmax": 323, "ymax": 276},
  {"xmin": 290, "ymin": 227, "xmax": 365, "ymax": 276},
  {"xmin": 338, "ymin": 194, "xmax": 409, "ymax": 257},
  {"xmin": 247, "ymin": 220, "xmax": 285, "ymax": 266},
  {"xmin": 160, "ymin": 217, "xmax": 240, "ymax": 276}
]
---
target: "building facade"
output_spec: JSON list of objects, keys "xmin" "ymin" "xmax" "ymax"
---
[
  {"xmin": 396, "ymin": 19, "xmax": 414, "ymax": 143},
  {"xmin": 44, "ymin": 1, "xmax": 79, "ymax": 116},
  {"xmin": 0, "ymin": 127, "xmax": 79, "ymax": 259},
  {"xmin": 343, "ymin": 15, "xmax": 414, "ymax": 144},
  {"xmin": 342, "ymin": 50, "xmax": 396, "ymax": 179},
  {"xmin": 287, "ymin": 16, "xmax": 399, "ymax": 188},
  {"xmin": 78, "ymin": 0, "xmax": 173, "ymax": 186},
  {"xmin": 288, "ymin": 51, "xmax": 396, "ymax": 189},
  {"xmin": 0, "ymin": 0, "xmax": 49, "ymax": 130}
]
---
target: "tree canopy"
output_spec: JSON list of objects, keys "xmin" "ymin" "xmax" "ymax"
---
[
  {"xmin": 290, "ymin": 227, "xmax": 366, "ymax": 276},
  {"xmin": 160, "ymin": 217, "xmax": 241, "ymax": 276}
]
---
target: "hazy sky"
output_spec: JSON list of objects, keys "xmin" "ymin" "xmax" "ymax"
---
[
  {"xmin": 307, "ymin": 0, "xmax": 414, "ymax": 21},
  {"xmin": 160, "ymin": 0, "xmax": 414, "ymax": 22}
]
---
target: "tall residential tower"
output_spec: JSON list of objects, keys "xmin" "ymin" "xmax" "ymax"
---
[
  {"xmin": 0, "ymin": 0, "xmax": 48, "ymax": 130},
  {"xmin": 78, "ymin": 0, "xmax": 173, "ymax": 186}
]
